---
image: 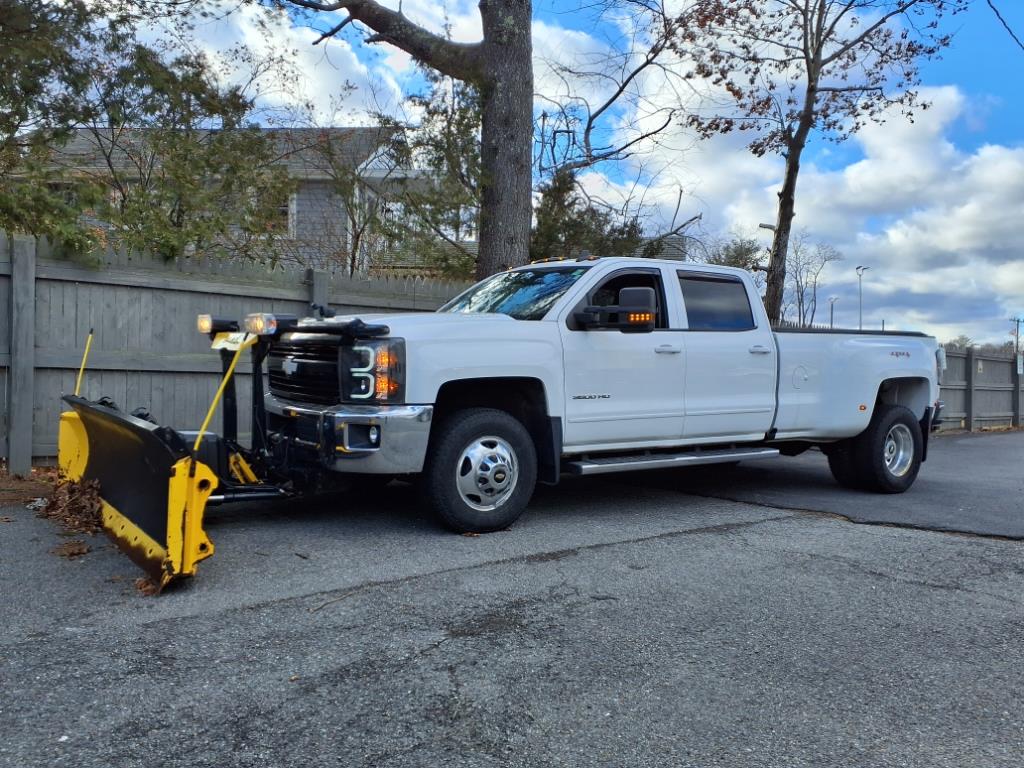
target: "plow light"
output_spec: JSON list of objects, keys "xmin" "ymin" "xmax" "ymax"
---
[
  {"xmin": 245, "ymin": 313, "xmax": 277, "ymax": 335},
  {"xmin": 243, "ymin": 313, "xmax": 298, "ymax": 336},
  {"xmin": 197, "ymin": 315, "xmax": 239, "ymax": 334}
]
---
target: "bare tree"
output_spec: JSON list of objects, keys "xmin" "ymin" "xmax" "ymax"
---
[
  {"xmin": 784, "ymin": 231, "xmax": 843, "ymax": 327},
  {"xmin": 533, "ymin": 0, "xmax": 702, "ymax": 249},
  {"xmin": 287, "ymin": 0, "xmax": 532, "ymax": 279},
  {"xmin": 672, "ymin": 0, "xmax": 967, "ymax": 324},
  {"xmin": 535, "ymin": 0, "xmax": 685, "ymax": 175}
]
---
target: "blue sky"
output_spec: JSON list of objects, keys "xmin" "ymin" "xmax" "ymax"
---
[{"xmin": 197, "ymin": 0, "xmax": 1024, "ymax": 343}]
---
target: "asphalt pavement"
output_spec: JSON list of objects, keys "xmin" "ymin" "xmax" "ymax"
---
[
  {"xmin": 626, "ymin": 429, "xmax": 1024, "ymax": 539},
  {"xmin": 1, "ymin": 431, "xmax": 1022, "ymax": 767}
]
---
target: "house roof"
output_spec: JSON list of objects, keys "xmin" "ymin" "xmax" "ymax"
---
[{"xmin": 49, "ymin": 126, "xmax": 402, "ymax": 179}]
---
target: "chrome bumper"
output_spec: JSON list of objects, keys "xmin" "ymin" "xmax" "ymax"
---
[{"xmin": 265, "ymin": 394, "xmax": 433, "ymax": 474}]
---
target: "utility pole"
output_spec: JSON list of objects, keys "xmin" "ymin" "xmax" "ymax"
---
[
  {"xmin": 1012, "ymin": 316, "xmax": 1023, "ymax": 356},
  {"xmin": 855, "ymin": 265, "xmax": 870, "ymax": 331}
]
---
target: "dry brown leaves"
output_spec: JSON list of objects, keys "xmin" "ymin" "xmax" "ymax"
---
[
  {"xmin": 37, "ymin": 479, "xmax": 103, "ymax": 535},
  {"xmin": 134, "ymin": 577, "xmax": 160, "ymax": 596},
  {"xmin": 50, "ymin": 540, "xmax": 91, "ymax": 559},
  {"xmin": 0, "ymin": 466, "xmax": 57, "ymax": 505}
]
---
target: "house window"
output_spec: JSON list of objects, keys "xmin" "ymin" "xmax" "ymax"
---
[
  {"xmin": 251, "ymin": 189, "xmax": 295, "ymax": 237},
  {"xmin": 46, "ymin": 182, "xmax": 78, "ymax": 206}
]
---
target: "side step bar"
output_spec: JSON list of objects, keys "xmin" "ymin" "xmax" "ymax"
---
[{"xmin": 564, "ymin": 447, "xmax": 780, "ymax": 476}]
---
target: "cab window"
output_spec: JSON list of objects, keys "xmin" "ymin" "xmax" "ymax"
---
[
  {"xmin": 678, "ymin": 273, "xmax": 755, "ymax": 331},
  {"xmin": 569, "ymin": 270, "xmax": 668, "ymax": 330}
]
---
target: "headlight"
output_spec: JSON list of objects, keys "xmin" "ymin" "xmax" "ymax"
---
[{"xmin": 340, "ymin": 339, "xmax": 405, "ymax": 403}]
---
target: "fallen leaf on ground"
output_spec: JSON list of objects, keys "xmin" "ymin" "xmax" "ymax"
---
[
  {"xmin": 0, "ymin": 516, "xmax": 13, "ymax": 523},
  {"xmin": 50, "ymin": 540, "xmax": 90, "ymax": 559},
  {"xmin": 134, "ymin": 577, "xmax": 160, "ymax": 597},
  {"xmin": 37, "ymin": 479, "xmax": 103, "ymax": 535},
  {"xmin": 0, "ymin": 467, "xmax": 55, "ymax": 505}
]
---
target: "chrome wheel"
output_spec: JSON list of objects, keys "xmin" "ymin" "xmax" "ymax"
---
[
  {"xmin": 455, "ymin": 435, "xmax": 519, "ymax": 512},
  {"xmin": 883, "ymin": 423, "xmax": 914, "ymax": 477}
]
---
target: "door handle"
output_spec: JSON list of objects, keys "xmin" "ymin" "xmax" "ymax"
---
[
  {"xmin": 655, "ymin": 344, "xmax": 682, "ymax": 354},
  {"xmin": 749, "ymin": 345, "xmax": 772, "ymax": 355}
]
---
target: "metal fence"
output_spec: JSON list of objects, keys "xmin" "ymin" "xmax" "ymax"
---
[{"xmin": 0, "ymin": 234, "xmax": 469, "ymax": 473}]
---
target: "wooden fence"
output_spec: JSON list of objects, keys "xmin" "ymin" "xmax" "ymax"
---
[
  {"xmin": 0, "ymin": 234, "xmax": 469, "ymax": 474},
  {"xmin": 2, "ymin": 233, "xmax": 1019, "ymax": 473},
  {"xmin": 937, "ymin": 348, "xmax": 1023, "ymax": 432}
]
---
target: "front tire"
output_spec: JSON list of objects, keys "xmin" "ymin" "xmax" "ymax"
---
[
  {"xmin": 850, "ymin": 405, "xmax": 923, "ymax": 493},
  {"xmin": 423, "ymin": 408, "xmax": 538, "ymax": 533}
]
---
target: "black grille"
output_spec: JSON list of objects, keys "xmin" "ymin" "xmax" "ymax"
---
[{"xmin": 267, "ymin": 340, "xmax": 342, "ymax": 405}]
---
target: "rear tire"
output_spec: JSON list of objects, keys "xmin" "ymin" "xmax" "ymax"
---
[
  {"xmin": 423, "ymin": 408, "xmax": 538, "ymax": 533},
  {"xmin": 852, "ymin": 404, "xmax": 923, "ymax": 493},
  {"xmin": 826, "ymin": 442, "xmax": 862, "ymax": 489}
]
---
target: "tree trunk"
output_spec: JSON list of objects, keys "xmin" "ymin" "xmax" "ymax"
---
[
  {"xmin": 475, "ymin": 0, "xmax": 533, "ymax": 279},
  {"xmin": 764, "ymin": 153, "xmax": 798, "ymax": 325},
  {"xmin": 765, "ymin": 102, "xmax": 814, "ymax": 325}
]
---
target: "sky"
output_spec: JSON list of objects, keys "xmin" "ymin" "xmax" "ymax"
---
[{"xmin": 185, "ymin": 0, "xmax": 1024, "ymax": 344}]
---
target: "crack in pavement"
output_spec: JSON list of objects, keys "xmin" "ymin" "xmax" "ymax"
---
[
  {"xmin": 142, "ymin": 513, "xmax": 800, "ymax": 626},
  {"xmin": 778, "ymin": 548, "xmax": 1024, "ymax": 608},
  {"xmin": 608, "ymin": 481, "xmax": 1024, "ymax": 543}
]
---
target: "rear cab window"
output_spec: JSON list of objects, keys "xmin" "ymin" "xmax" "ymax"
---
[{"xmin": 678, "ymin": 272, "xmax": 756, "ymax": 331}]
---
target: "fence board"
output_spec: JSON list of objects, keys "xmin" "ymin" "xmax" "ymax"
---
[
  {"xmin": 1, "ymin": 234, "xmax": 468, "ymax": 461},
  {"xmin": 9, "ymin": 233, "xmax": 1016, "ymax": 462}
]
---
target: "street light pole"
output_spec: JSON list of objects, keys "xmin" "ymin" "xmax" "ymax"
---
[
  {"xmin": 828, "ymin": 296, "xmax": 839, "ymax": 329},
  {"xmin": 855, "ymin": 266, "xmax": 870, "ymax": 331}
]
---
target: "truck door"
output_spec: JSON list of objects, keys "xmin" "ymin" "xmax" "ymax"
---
[
  {"xmin": 677, "ymin": 271, "xmax": 777, "ymax": 440},
  {"xmin": 560, "ymin": 267, "xmax": 685, "ymax": 447}
]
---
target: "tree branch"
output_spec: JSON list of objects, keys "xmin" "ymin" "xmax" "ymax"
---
[
  {"xmin": 987, "ymin": 0, "xmax": 1024, "ymax": 53},
  {"xmin": 313, "ymin": 15, "xmax": 354, "ymax": 45},
  {"xmin": 285, "ymin": 0, "xmax": 483, "ymax": 80}
]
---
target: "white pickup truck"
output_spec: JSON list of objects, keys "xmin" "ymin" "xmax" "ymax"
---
[{"xmin": 261, "ymin": 257, "xmax": 943, "ymax": 533}]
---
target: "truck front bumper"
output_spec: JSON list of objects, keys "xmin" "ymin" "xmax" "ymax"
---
[{"xmin": 265, "ymin": 394, "xmax": 433, "ymax": 474}]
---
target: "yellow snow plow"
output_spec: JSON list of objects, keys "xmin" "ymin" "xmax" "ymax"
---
[{"xmin": 58, "ymin": 322, "xmax": 293, "ymax": 592}]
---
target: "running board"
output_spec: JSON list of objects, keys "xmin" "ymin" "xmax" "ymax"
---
[{"xmin": 563, "ymin": 447, "xmax": 780, "ymax": 476}]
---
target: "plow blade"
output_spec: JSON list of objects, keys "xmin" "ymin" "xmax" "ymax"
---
[{"xmin": 58, "ymin": 395, "xmax": 218, "ymax": 591}]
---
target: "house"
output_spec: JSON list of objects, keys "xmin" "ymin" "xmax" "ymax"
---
[{"xmin": 48, "ymin": 127, "xmax": 446, "ymax": 273}]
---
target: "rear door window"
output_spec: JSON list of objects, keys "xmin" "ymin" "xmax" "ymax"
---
[{"xmin": 678, "ymin": 273, "xmax": 755, "ymax": 331}]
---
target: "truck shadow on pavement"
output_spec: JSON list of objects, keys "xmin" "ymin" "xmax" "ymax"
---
[{"xmin": 203, "ymin": 431, "xmax": 1023, "ymax": 549}]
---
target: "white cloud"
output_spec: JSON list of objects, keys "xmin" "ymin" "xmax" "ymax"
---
[{"xmin": 143, "ymin": 2, "xmax": 1024, "ymax": 343}]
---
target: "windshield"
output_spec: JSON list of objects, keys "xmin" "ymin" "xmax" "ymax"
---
[{"xmin": 440, "ymin": 266, "xmax": 591, "ymax": 321}]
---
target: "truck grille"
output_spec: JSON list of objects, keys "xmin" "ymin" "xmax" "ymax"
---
[{"xmin": 267, "ymin": 340, "xmax": 342, "ymax": 405}]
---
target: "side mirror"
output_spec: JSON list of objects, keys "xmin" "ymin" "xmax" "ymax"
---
[{"xmin": 574, "ymin": 286, "xmax": 657, "ymax": 333}]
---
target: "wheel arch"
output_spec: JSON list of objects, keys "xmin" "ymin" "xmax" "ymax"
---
[
  {"xmin": 875, "ymin": 376, "xmax": 931, "ymax": 421},
  {"xmin": 431, "ymin": 377, "xmax": 562, "ymax": 484}
]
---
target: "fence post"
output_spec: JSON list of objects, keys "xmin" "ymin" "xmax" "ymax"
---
[
  {"xmin": 1013, "ymin": 354, "xmax": 1022, "ymax": 429},
  {"xmin": 964, "ymin": 346, "xmax": 976, "ymax": 433},
  {"xmin": 8, "ymin": 235, "xmax": 36, "ymax": 476},
  {"xmin": 307, "ymin": 268, "xmax": 328, "ymax": 316}
]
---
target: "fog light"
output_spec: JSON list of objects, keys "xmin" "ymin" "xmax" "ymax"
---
[{"xmin": 368, "ymin": 425, "xmax": 380, "ymax": 444}]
